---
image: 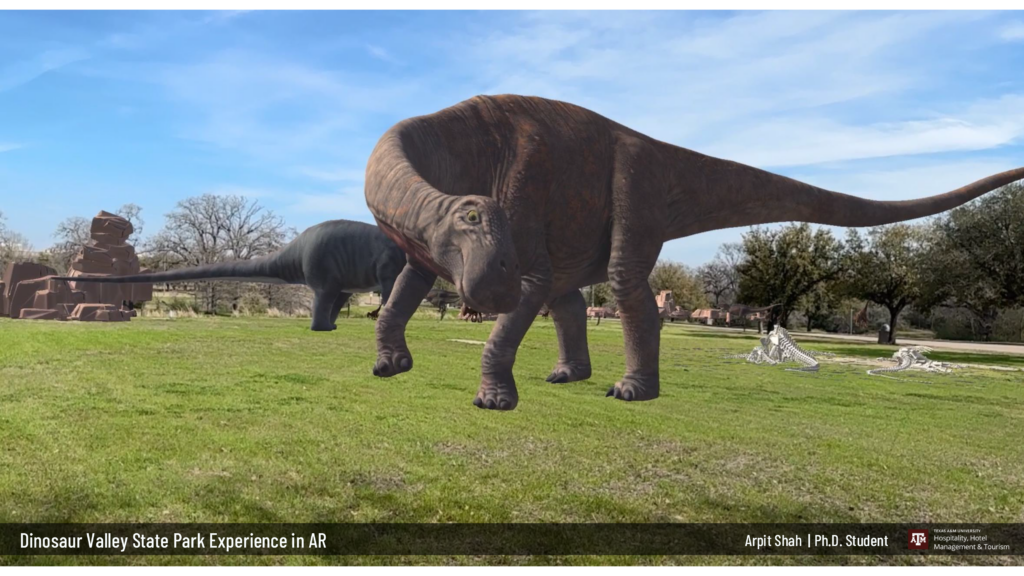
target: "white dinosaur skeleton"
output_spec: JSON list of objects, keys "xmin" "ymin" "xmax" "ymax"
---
[
  {"xmin": 867, "ymin": 346, "xmax": 963, "ymax": 376},
  {"xmin": 731, "ymin": 326, "xmax": 820, "ymax": 372}
]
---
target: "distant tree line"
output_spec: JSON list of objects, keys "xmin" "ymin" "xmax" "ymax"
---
[
  {"xmin": 727, "ymin": 182, "xmax": 1024, "ymax": 343},
  {"xmin": 4, "ymin": 183, "xmax": 1022, "ymax": 341}
]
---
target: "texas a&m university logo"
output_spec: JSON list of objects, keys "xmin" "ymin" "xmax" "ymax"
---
[{"xmin": 908, "ymin": 529, "xmax": 929, "ymax": 550}]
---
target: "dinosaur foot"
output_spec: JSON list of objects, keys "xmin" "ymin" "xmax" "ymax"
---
[
  {"xmin": 311, "ymin": 322, "xmax": 336, "ymax": 332},
  {"xmin": 372, "ymin": 347, "xmax": 413, "ymax": 378},
  {"xmin": 606, "ymin": 375, "xmax": 660, "ymax": 402},
  {"xmin": 545, "ymin": 361, "xmax": 592, "ymax": 384},
  {"xmin": 473, "ymin": 374, "xmax": 519, "ymax": 411}
]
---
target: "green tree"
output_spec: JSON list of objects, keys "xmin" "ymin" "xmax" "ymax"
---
[
  {"xmin": 649, "ymin": 260, "xmax": 708, "ymax": 310},
  {"xmin": 843, "ymin": 224, "xmax": 926, "ymax": 344},
  {"xmin": 583, "ymin": 282, "xmax": 614, "ymax": 309},
  {"xmin": 917, "ymin": 183, "xmax": 1024, "ymax": 340},
  {"xmin": 799, "ymin": 279, "xmax": 846, "ymax": 333},
  {"xmin": 736, "ymin": 223, "xmax": 844, "ymax": 329}
]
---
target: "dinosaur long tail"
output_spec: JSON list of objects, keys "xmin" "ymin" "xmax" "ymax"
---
[
  {"xmin": 670, "ymin": 150, "xmax": 1024, "ymax": 237},
  {"xmin": 53, "ymin": 257, "xmax": 281, "ymax": 284}
]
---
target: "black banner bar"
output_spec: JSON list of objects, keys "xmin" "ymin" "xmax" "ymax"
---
[{"xmin": 1, "ymin": 523, "xmax": 1021, "ymax": 556}]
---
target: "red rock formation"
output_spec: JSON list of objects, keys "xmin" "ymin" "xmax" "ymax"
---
[
  {"xmin": 11, "ymin": 276, "xmax": 86, "ymax": 320},
  {"xmin": 69, "ymin": 303, "xmax": 129, "ymax": 322},
  {"xmin": 0, "ymin": 211, "xmax": 152, "ymax": 322},
  {"xmin": 66, "ymin": 211, "xmax": 150, "ymax": 307},
  {"xmin": 655, "ymin": 290, "xmax": 675, "ymax": 319},
  {"xmin": 3, "ymin": 263, "xmax": 59, "ymax": 319}
]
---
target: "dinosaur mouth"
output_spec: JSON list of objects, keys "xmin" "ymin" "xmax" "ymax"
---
[{"xmin": 455, "ymin": 268, "xmax": 519, "ymax": 314}]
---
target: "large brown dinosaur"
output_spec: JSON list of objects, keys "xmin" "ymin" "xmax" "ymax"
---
[{"xmin": 364, "ymin": 94, "xmax": 1024, "ymax": 410}]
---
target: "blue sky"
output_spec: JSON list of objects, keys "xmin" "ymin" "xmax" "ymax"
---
[{"xmin": 1, "ymin": 10, "xmax": 1023, "ymax": 265}]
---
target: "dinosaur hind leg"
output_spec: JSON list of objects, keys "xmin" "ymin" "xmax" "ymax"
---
[
  {"xmin": 545, "ymin": 289, "xmax": 592, "ymax": 384},
  {"xmin": 606, "ymin": 136, "xmax": 666, "ymax": 402},
  {"xmin": 607, "ymin": 261, "xmax": 661, "ymax": 401},
  {"xmin": 311, "ymin": 289, "xmax": 340, "ymax": 331}
]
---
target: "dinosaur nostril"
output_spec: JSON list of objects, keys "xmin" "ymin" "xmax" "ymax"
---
[{"xmin": 500, "ymin": 260, "xmax": 507, "ymax": 272}]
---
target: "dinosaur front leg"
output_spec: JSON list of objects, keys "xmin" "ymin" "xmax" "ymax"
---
[
  {"xmin": 372, "ymin": 263, "xmax": 435, "ymax": 377},
  {"xmin": 545, "ymin": 289, "xmax": 592, "ymax": 383},
  {"xmin": 475, "ymin": 271, "xmax": 551, "ymax": 410}
]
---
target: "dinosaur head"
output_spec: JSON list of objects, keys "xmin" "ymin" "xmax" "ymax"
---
[{"xmin": 430, "ymin": 195, "xmax": 521, "ymax": 313}]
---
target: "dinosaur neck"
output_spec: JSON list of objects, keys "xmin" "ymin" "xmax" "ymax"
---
[{"xmin": 365, "ymin": 126, "xmax": 456, "ymax": 277}]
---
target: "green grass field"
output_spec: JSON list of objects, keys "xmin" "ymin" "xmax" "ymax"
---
[{"xmin": 1, "ymin": 312, "xmax": 1022, "ymax": 566}]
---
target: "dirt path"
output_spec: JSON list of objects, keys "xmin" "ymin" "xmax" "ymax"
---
[
  {"xmin": 791, "ymin": 331, "xmax": 1024, "ymax": 356},
  {"xmin": 668, "ymin": 322, "xmax": 1024, "ymax": 356}
]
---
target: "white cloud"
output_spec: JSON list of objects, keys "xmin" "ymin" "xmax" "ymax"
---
[
  {"xmin": 0, "ymin": 143, "xmax": 23, "ymax": 153},
  {"xmin": 100, "ymin": 11, "xmax": 248, "ymax": 50},
  {"xmin": 462, "ymin": 11, "xmax": 994, "ymax": 159},
  {"xmin": 999, "ymin": 21, "xmax": 1024, "ymax": 41},
  {"xmin": 200, "ymin": 11, "xmax": 250, "ymax": 26},
  {"xmin": 702, "ymin": 95, "xmax": 1024, "ymax": 168},
  {"xmin": 0, "ymin": 47, "xmax": 90, "ymax": 93},
  {"xmin": 152, "ymin": 51, "xmax": 416, "ymax": 162},
  {"xmin": 366, "ymin": 44, "xmax": 401, "ymax": 65},
  {"xmin": 294, "ymin": 167, "xmax": 365, "ymax": 182},
  {"xmin": 288, "ymin": 186, "xmax": 371, "ymax": 218}
]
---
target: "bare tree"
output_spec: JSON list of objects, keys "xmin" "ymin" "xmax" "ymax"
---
[
  {"xmin": 48, "ymin": 216, "xmax": 91, "ymax": 273},
  {"xmin": 0, "ymin": 211, "xmax": 34, "ymax": 272},
  {"xmin": 698, "ymin": 242, "xmax": 742, "ymax": 307},
  {"xmin": 147, "ymin": 194, "xmax": 289, "ymax": 314},
  {"xmin": 116, "ymin": 203, "xmax": 145, "ymax": 245}
]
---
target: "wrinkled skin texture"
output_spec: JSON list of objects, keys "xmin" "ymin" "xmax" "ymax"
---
[
  {"xmin": 364, "ymin": 94, "xmax": 1024, "ymax": 410},
  {"xmin": 56, "ymin": 220, "xmax": 407, "ymax": 332}
]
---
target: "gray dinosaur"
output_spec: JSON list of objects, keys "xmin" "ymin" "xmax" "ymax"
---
[
  {"xmin": 363, "ymin": 94, "xmax": 1024, "ymax": 410},
  {"xmin": 55, "ymin": 219, "xmax": 407, "ymax": 332}
]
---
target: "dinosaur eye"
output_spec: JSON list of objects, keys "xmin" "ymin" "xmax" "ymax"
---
[{"xmin": 466, "ymin": 210, "xmax": 480, "ymax": 223}]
